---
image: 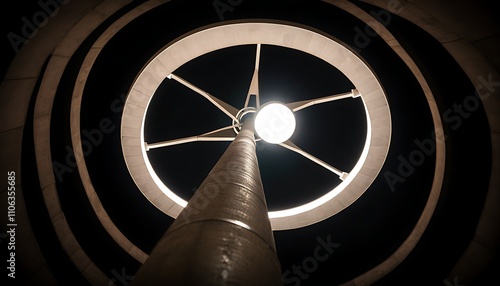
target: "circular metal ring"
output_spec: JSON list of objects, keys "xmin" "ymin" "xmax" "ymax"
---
[{"xmin": 121, "ymin": 21, "xmax": 391, "ymax": 230}]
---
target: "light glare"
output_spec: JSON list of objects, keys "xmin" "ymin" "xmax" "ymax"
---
[{"xmin": 254, "ymin": 102, "xmax": 296, "ymax": 144}]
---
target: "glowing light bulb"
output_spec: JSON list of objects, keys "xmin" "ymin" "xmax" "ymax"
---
[{"xmin": 254, "ymin": 102, "xmax": 296, "ymax": 144}]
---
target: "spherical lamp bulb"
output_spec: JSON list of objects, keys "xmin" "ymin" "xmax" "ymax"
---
[{"xmin": 254, "ymin": 102, "xmax": 296, "ymax": 144}]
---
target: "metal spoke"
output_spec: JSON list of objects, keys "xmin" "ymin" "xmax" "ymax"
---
[
  {"xmin": 286, "ymin": 89, "xmax": 360, "ymax": 112},
  {"xmin": 146, "ymin": 125, "xmax": 237, "ymax": 151},
  {"xmin": 244, "ymin": 44, "xmax": 261, "ymax": 108},
  {"xmin": 279, "ymin": 140, "xmax": 349, "ymax": 180},
  {"xmin": 168, "ymin": 73, "xmax": 239, "ymax": 121}
]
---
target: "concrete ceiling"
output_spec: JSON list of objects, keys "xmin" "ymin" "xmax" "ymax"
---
[{"xmin": 1, "ymin": 0, "xmax": 499, "ymax": 285}]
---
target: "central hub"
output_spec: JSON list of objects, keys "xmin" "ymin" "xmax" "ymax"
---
[
  {"xmin": 254, "ymin": 102, "xmax": 296, "ymax": 144},
  {"xmin": 233, "ymin": 107, "xmax": 256, "ymax": 134}
]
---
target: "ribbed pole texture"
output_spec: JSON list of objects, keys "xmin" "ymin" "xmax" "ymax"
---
[{"xmin": 131, "ymin": 121, "xmax": 283, "ymax": 286}]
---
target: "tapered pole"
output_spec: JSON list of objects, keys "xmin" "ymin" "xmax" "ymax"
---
[{"xmin": 131, "ymin": 120, "xmax": 283, "ymax": 286}]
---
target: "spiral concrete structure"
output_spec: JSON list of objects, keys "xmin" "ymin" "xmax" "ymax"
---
[{"xmin": 0, "ymin": 0, "xmax": 498, "ymax": 285}]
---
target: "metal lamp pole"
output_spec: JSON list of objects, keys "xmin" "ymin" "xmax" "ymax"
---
[{"xmin": 131, "ymin": 119, "xmax": 283, "ymax": 285}]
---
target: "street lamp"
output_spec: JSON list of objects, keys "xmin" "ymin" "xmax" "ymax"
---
[
  {"xmin": 124, "ymin": 22, "xmax": 391, "ymax": 286},
  {"xmin": 123, "ymin": 23, "xmax": 391, "ymax": 229},
  {"xmin": 131, "ymin": 43, "xmax": 290, "ymax": 286}
]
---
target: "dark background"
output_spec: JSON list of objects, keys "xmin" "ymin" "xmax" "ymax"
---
[{"xmin": 1, "ymin": 0, "xmax": 499, "ymax": 285}]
